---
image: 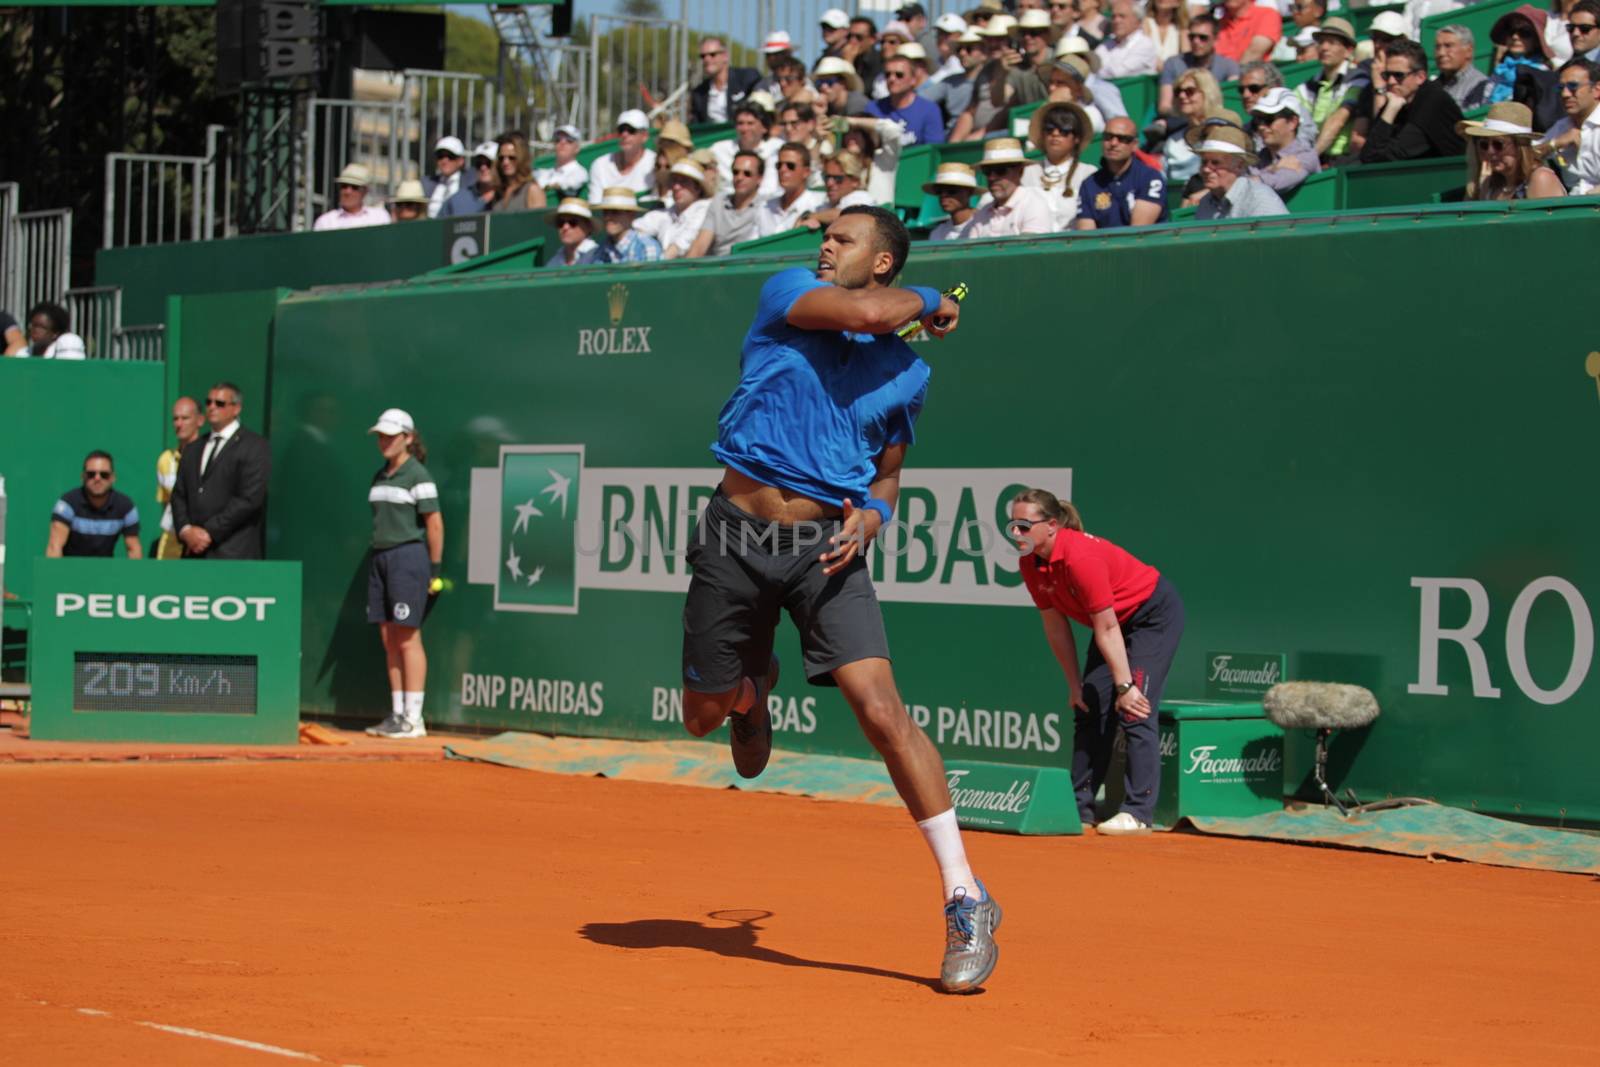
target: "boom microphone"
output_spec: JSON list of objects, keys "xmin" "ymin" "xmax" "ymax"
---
[{"xmin": 1262, "ymin": 682, "xmax": 1380, "ymax": 731}]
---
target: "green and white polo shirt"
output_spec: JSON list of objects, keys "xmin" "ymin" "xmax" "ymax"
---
[{"xmin": 369, "ymin": 458, "xmax": 439, "ymax": 549}]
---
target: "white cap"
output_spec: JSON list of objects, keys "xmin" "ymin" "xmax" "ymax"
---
[
  {"xmin": 935, "ymin": 13, "xmax": 968, "ymax": 34},
  {"xmin": 433, "ymin": 135, "xmax": 466, "ymax": 157},
  {"xmin": 881, "ymin": 19, "xmax": 913, "ymax": 42},
  {"xmin": 1196, "ymin": 138, "xmax": 1249, "ymax": 155},
  {"xmin": 820, "ymin": 8, "xmax": 850, "ymax": 30},
  {"xmin": 369, "ymin": 408, "xmax": 414, "ymax": 435},
  {"xmin": 1017, "ymin": 9, "xmax": 1053, "ymax": 30},
  {"xmin": 1369, "ymin": 10, "xmax": 1409, "ymax": 38},
  {"xmin": 554, "ymin": 124, "xmax": 582, "ymax": 142},
  {"xmin": 763, "ymin": 29, "xmax": 793, "ymax": 53},
  {"xmin": 615, "ymin": 109, "xmax": 649, "ymax": 131},
  {"xmin": 1251, "ymin": 86, "xmax": 1300, "ymax": 118},
  {"xmin": 472, "ymin": 141, "xmax": 499, "ymax": 161}
]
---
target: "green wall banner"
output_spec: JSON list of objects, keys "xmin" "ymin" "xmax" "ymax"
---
[
  {"xmin": 29, "ymin": 558, "xmax": 302, "ymax": 743},
  {"xmin": 265, "ymin": 199, "xmax": 1600, "ymax": 825}
]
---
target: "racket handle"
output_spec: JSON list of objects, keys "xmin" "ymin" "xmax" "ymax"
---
[{"xmin": 898, "ymin": 281, "xmax": 970, "ymax": 339}]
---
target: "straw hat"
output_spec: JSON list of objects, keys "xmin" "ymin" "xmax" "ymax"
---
[
  {"xmin": 390, "ymin": 179, "xmax": 429, "ymax": 205},
  {"xmin": 956, "ymin": 29, "xmax": 984, "ymax": 45},
  {"xmin": 762, "ymin": 30, "xmax": 794, "ymax": 54},
  {"xmin": 812, "ymin": 56, "xmax": 864, "ymax": 94},
  {"xmin": 1457, "ymin": 101, "xmax": 1539, "ymax": 139},
  {"xmin": 1017, "ymin": 9, "xmax": 1053, "ymax": 31},
  {"xmin": 1312, "ymin": 17, "xmax": 1357, "ymax": 47},
  {"xmin": 335, "ymin": 163, "xmax": 372, "ymax": 187},
  {"xmin": 1030, "ymin": 101, "xmax": 1093, "ymax": 152},
  {"xmin": 1184, "ymin": 108, "xmax": 1246, "ymax": 148},
  {"xmin": 897, "ymin": 42, "xmax": 934, "ymax": 73},
  {"xmin": 1055, "ymin": 34, "xmax": 1102, "ymax": 73},
  {"xmin": 668, "ymin": 159, "xmax": 716, "ymax": 196},
  {"xmin": 921, "ymin": 161, "xmax": 980, "ymax": 195},
  {"xmin": 976, "ymin": 137, "xmax": 1029, "ymax": 169},
  {"xmin": 657, "ymin": 119, "xmax": 693, "ymax": 151},
  {"xmin": 592, "ymin": 187, "xmax": 645, "ymax": 212},
  {"xmin": 548, "ymin": 197, "xmax": 594, "ymax": 223},
  {"xmin": 1191, "ymin": 124, "xmax": 1258, "ymax": 167},
  {"xmin": 977, "ymin": 14, "xmax": 1017, "ymax": 37}
]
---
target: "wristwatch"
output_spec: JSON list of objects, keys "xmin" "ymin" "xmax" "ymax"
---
[{"xmin": 1115, "ymin": 681, "xmax": 1136, "ymax": 696}]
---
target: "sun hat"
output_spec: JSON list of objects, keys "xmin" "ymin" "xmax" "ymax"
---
[
  {"xmin": 335, "ymin": 163, "xmax": 372, "ymax": 187},
  {"xmin": 1055, "ymin": 34, "xmax": 1103, "ymax": 72},
  {"xmin": 812, "ymin": 56, "xmax": 865, "ymax": 93},
  {"xmin": 553, "ymin": 124, "xmax": 582, "ymax": 142},
  {"xmin": 593, "ymin": 187, "xmax": 645, "ymax": 212},
  {"xmin": 820, "ymin": 8, "xmax": 850, "ymax": 30},
  {"xmin": 368, "ymin": 408, "xmax": 414, "ymax": 435},
  {"xmin": 656, "ymin": 119, "xmax": 693, "ymax": 151},
  {"xmin": 956, "ymin": 29, "xmax": 984, "ymax": 45},
  {"xmin": 976, "ymin": 137, "xmax": 1029, "ymax": 168},
  {"xmin": 1050, "ymin": 55, "xmax": 1094, "ymax": 88},
  {"xmin": 977, "ymin": 14, "xmax": 1017, "ymax": 37},
  {"xmin": 763, "ymin": 29, "xmax": 794, "ymax": 54},
  {"xmin": 1312, "ymin": 17, "xmax": 1357, "ymax": 46},
  {"xmin": 390, "ymin": 179, "xmax": 430, "ymax": 205},
  {"xmin": 1018, "ymin": 9, "xmax": 1053, "ymax": 31},
  {"xmin": 1368, "ymin": 10, "xmax": 1410, "ymax": 39},
  {"xmin": 1030, "ymin": 101, "xmax": 1093, "ymax": 151},
  {"xmin": 921, "ymin": 161, "xmax": 980, "ymax": 194},
  {"xmin": 881, "ymin": 19, "xmax": 914, "ymax": 43},
  {"xmin": 1491, "ymin": 5, "xmax": 1553, "ymax": 62},
  {"xmin": 433, "ymin": 136, "xmax": 465, "ymax": 158},
  {"xmin": 935, "ymin": 13, "xmax": 968, "ymax": 34},
  {"xmin": 1456, "ymin": 100, "xmax": 1539, "ymax": 138},
  {"xmin": 548, "ymin": 197, "xmax": 594, "ymax": 223},
  {"xmin": 1184, "ymin": 108, "xmax": 1246, "ymax": 147},
  {"xmin": 668, "ymin": 159, "xmax": 716, "ymax": 196},
  {"xmin": 1193, "ymin": 123, "xmax": 1259, "ymax": 166},
  {"xmin": 896, "ymin": 42, "xmax": 934, "ymax": 72}
]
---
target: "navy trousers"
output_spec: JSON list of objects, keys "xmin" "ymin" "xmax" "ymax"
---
[{"xmin": 1072, "ymin": 576, "xmax": 1186, "ymax": 824}]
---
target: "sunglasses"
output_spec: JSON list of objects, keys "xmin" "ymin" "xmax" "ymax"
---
[
  {"xmin": 556, "ymin": 217, "xmax": 587, "ymax": 227},
  {"xmin": 434, "ymin": 150, "xmax": 460, "ymax": 160},
  {"xmin": 617, "ymin": 125, "xmax": 643, "ymax": 135},
  {"xmin": 474, "ymin": 158, "xmax": 494, "ymax": 167},
  {"xmin": 699, "ymin": 49, "xmax": 725, "ymax": 58},
  {"xmin": 886, "ymin": 69, "xmax": 912, "ymax": 79},
  {"xmin": 1187, "ymin": 32, "xmax": 1212, "ymax": 42},
  {"xmin": 1570, "ymin": 21, "xmax": 1600, "ymax": 33},
  {"xmin": 1380, "ymin": 69, "xmax": 1415, "ymax": 82},
  {"xmin": 1560, "ymin": 80, "xmax": 1590, "ymax": 93},
  {"xmin": 83, "ymin": 470, "xmax": 113, "ymax": 480},
  {"xmin": 336, "ymin": 183, "xmax": 361, "ymax": 191},
  {"xmin": 1006, "ymin": 517, "xmax": 1052, "ymax": 537},
  {"xmin": 1240, "ymin": 82, "xmax": 1269, "ymax": 93},
  {"xmin": 777, "ymin": 159, "xmax": 806, "ymax": 170},
  {"xmin": 822, "ymin": 172, "xmax": 852, "ymax": 183},
  {"xmin": 1176, "ymin": 85, "xmax": 1200, "ymax": 96},
  {"xmin": 848, "ymin": 31, "xmax": 872, "ymax": 41},
  {"xmin": 1042, "ymin": 122, "xmax": 1079, "ymax": 137},
  {"xmin": 815, "ymin": 77, "xmax": 842, "ymax": 88},
  {"xmin": 1480, "ymin": 137, "xmax": 1517, "ymax": 152},
  {"xmin": 1103, "ymin": 131, "xmax": 1137, "ymax": 143},
  {"xmin": 205, "ymin": 398, "xmax": 235, "ymax": 408}
]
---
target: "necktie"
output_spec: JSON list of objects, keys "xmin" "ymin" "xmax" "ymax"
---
[{"xmin": 202, "ymin": 434, "xmax": 225, "ymax": 476}]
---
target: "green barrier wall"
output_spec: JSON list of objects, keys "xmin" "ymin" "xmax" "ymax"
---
[
  {"xmin": 265, "ymin": 200, "xmax": 1600, "ymax": 824},
  {"xmin": 167, "ymin": 288, "xmax": 286, "ymax": 426},
  {"xmin": 0, "ymin": 361, "xmax": 165, "ymax": 602},
  {"xmin": 97, "ymin": 212, "xmax": 560, "ymax": 325}
]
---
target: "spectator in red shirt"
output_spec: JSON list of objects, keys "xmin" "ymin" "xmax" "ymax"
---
[
  {"xmin": 1215, "ymin": 0, "xmax": 1282, "ymax": 63},
  {"xmin": 1010, "ymin": 489, "xmax": 1186, "ymax": 836}
]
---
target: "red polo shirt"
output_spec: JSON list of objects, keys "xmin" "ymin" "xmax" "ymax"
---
[
  {"xmin": 1215, "ymin": 6, "xmax": 1281, "ymax": 61},
  {"xmin": 1019, "ymin": 528, "xmax": 1160, "ymax": 626}
]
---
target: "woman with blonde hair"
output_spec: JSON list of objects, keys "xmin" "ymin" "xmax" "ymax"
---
[
  {"xmin": 1144, "ymin": 0, "xmax": 1190, "ymax": 63},
  {"xmin": 1460, "ymin": 102, "xmax": 1567, "ymax": 199},
  {"xmin": 1007, "ymin": 488, "xmax": 1185, "ymax": 835},
  {"xmin": 1164, "ymin": 68, "xmax": 1224, "ymax": 186},
  {"xmin": 491, "ymin": 133, "xmax": 548, "ymax": 212}
]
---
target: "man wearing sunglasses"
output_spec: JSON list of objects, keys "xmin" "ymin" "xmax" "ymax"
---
[
  {"xmin": 680, "ymin": 205, "xmax": 1001, "ymax": 994},
  {"xmin": 866, "ymin": 54, "xmax": 946, "ymax": 145},
  {"xmin": 690, "ymin": 35, "xmax": 761, "ymax": 125},
  {"xmin": 1571, "ymin": 0, "xmax": 1600, "ymax": 63},
  {"xmin": 1074, "ymin": 116, "xmax": 1170, "ymax": 229},
  {"xmin": 586, "ymin": 109, "xmax": 657, "ymax": 202},
  {"xmin": 1540, "ymin": 57, "xmax": 1600, "ymax": 192},
  {"xmin": 47, "ymin": 451, "xmax": 142, "ymax": 559},
  {"xmin": 1361, "ymin": 38, "xmax": 1465, "ymax": 162},
  {"xmin": 423, "ymin": 135, "xmax": 466, "ymax": 219},
  {"xmin": 170, "ymin": 382, "xmax": 271, "ymax": 560},
  {"xmin": 1158, "ymin": 16, "xmax": 1240, "ymax": 119},
  {"xmin": 438, "ymin": 141, "xmax": 501, "ymax": 217}
]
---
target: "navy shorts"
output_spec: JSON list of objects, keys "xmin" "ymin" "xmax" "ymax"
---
[
  {"xmin": 682, "ymin": 491, "xmax": 891, "ymax": 692},
  {"xmin": 367, "ymin": 541, "xmax": 431, "ymax": 629}
]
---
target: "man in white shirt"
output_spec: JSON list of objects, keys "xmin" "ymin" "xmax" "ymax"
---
[
  {"xmin": 1543, "ymin": 58, "xmax": 1600, "ymax": 193},
  {"xmin": 587, "ymin": 110, "xmax": 658, "ymax": 202},
  {"xmin": 312, "ymin": 163, "xmax": 391, "ymax": 231},
  {"xmin": 757, "ymin": 143, "xmax": 826, "ymax": 236},
  {"xmin": 424, "ymin": 136, "xmax": 466, "ymax": 219},
  {"xmin": 533, "ymin": 126, "xmax": 590, "ymax": 200},
  {"xmin": 712, "ymin": 103, "xmax": 784, "ymax": 199},
  {"xmin": 1096, "ymin": 0, "xmax": 1161, "ymax": 78},
  {"xmin": 962, "ymin": 139, "xmax": 1054, "ymax": 238},
  {"xmin": 22, "ymin": 301, "xmax": 86, "ymax": 359}
]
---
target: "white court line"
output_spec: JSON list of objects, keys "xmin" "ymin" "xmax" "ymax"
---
[{"xmin": 42, "ymin": 998, "xmax": 363, "ymax": 1066}]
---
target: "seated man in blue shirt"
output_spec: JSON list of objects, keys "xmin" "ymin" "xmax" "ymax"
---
[
  {"xmin": 46, "ymin": 450, "xmax": 143, "ymax": 558},
  {"xmin": 679, "ymin": 206, "xmax": 998, "ymax": 995},
  {"xmin": 1074, "ymin": 116, "xmax": 1171, "ymax": 229},
  {"xmin": 865, "ymin": 53, "xmax": 946, "ymax": 144}
]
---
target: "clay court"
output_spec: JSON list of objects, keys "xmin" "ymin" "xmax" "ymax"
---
[{"xmin": 3, "ymin": 754, "xmax": 1597, "ymax": 1066}]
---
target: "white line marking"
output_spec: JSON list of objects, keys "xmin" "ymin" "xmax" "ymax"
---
[
  {"xmin": 135, "ymin": 1021, "xmax": 324, "ymax": 1061},
  {"xmin": 76, "ymin": 1008, "xmax": 110, "ymax": 1016}
]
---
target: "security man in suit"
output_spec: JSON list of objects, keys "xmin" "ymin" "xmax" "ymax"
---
[{"xmin": 170, "ymin": 380, "xmax": 272, "ymax": 560}]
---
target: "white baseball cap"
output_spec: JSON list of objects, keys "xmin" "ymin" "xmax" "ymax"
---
[
  {"xmin": 433, "ymin": 135, "xmax": 466, "ymax": 157},
  {"xmin": 935, "ymin": 13, "xmax": 968, "ymax": 35},
  {"xmin": 763, "ymin": 29, "xmax": 794, "ymax": 53},
  {"xmin": 820, "ymin": 8, "xmax": 850, "ymax": 30},
  {"xmin": 1251, "ymin": 86, "xmax": 1301, "ymax": 119},
  {"xmin": 615, "ymin": 109, "xmax": 649, "ymax": 131},
  {"xmin": 369, "ymin": 408, "xmax": 415, "ymax": 435},
  {"xmin": 472, "ymin": 141, "xmax": 499, "ymax": 161},
  {"xmin": 554, "ymin": 124, "xmax": 582, "ymax": 142},
  {"xmin": 1369, "ymin": 10, "xmax": 1410, "ymax": 38}
]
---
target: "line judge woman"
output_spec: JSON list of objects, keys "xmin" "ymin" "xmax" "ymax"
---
[
  {"xmin": 365, "ymin": 408, "xmax": 443, "ymax": 739},
  {"xmin": 1008, "ymin": 489, "xmax": 1185, "ymax": 835}
]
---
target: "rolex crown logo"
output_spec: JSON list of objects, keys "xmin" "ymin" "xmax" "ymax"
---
[{"xmin": 608, "ymin": 283, "xmax": 629, "ymax": 327}]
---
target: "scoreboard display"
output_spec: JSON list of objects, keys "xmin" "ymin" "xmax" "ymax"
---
[{"xmin": 31, "ymin": 559, "xmax": 302, "ymax": 743}]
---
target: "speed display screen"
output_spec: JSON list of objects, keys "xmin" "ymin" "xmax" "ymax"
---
[{"xmin": 72, "ymin": 653, "xmax": 259, "ymax": 715}]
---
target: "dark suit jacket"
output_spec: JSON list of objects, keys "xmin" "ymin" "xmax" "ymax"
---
[
  {"xmin": 169, "ymin": 425, "xmax": 271, "ymax": 559},
  {"xmin": 689, "ymin": 67, "xmax": 762, "ymax": 125}
]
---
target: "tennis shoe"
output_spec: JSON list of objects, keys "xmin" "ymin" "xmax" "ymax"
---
[
  {"xmin": 1096, "ymin": 812, "xmax": 1151, "ymax": 835},
  {"xmin": 729, "ymin": 654, "xmax": 779, "ymax": 778},
  {"xmin": 372, "ymin": 718, "xmax": 427, "ymax": 740},
  {"xmin": 364, "ymin": 714, "xmax": 402, "ymax": 737},
  {"xmin": 940, "ymin": 879, "xmax": 1001, "ymax": 993}
]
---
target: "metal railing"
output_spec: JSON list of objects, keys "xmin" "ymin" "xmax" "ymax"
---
[
  {"xmin": 8, "ymin": 209, "xmax": 71, "ymax": 321},
  {"xmin": 588, "ymin": 13, "xmax": 689, "ymax": 137},
  {"xmin": 303, "ymin": 99, "xmax": 406, "ymax": 229},
  {"xmin": 0, "ymin": 183, "xmax": 17, "ymax": 319},
  {"xmin": 111, "ymin": 323, "xmax": 165, "ymax": 363},
  {"xmin": 681, "ymin": 0, "xmax": 966, "ymax": 67},
  {"xmin": 103, "ymin": 125, "xmax": 232, "ymax": 249},
  {"xmin": 64, "ymin": 286, "xmax": 122, "ymax": 360},
  {"xmin": 404, "ymin": 68, "xmax": 508, "ymax": 174}
]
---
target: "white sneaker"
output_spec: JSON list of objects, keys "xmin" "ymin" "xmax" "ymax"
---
[
  {"xmin": 372, "ymin": 718, "xmax": 427, "ymax": 739},
  {"xmin": 1096, "ymin": 812, "xmax": 1151, "ymax": 836},
  {"xmin": 364, "ymin": 714, "xmax": 402, "ymax": 737}
]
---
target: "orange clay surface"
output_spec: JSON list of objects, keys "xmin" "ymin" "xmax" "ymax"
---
[{"xmin": 3, "ymin": 757, "xmax": 1598, "ymax": 1066}]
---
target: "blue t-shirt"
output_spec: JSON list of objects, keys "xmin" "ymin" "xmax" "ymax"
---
[
  {"xmin": 865, "ymin": 94, "xmax": 947, "ymax": 146},
  {"xmin": 51, "ymin": 486, "xmax": 139, "ymax": 557},
  {"xmin": 1077, "ymin": 158, "xmax": 1170, "ymax": 229},
  {"xmin": 712, "ymin": 268, "xmax": 931, "ymax": 507}
]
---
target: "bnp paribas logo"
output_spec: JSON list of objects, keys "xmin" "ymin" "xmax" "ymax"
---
[
  {"xmin": 577, "ymin": 282, "xmax": 653, "ymax": 356},
  {"xmin": 493, "ymin": 445, "xmax": 583, "ymax": 614}
]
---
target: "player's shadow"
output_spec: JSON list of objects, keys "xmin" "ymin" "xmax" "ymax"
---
[{"xmin": 578, "ymin": 909, "xmax": 946, "ymax": 992}]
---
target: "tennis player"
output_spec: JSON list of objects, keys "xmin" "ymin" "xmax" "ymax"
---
[{"xmin": 679, "ymin": 206, "xmax": 1000, "ymax": 993}]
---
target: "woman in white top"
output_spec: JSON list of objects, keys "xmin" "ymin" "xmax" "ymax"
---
[
  {"xmin": 1143, "ymin": 0, "xmax": 1189, "ymax": 64},
  {"xmin": 838, "ymin": 118, "xmax": 907, "ymax": 206},
  {"xmin": 1022, "ymin": 102, "xmax": 1095, "ymax": 230},
  {"xmin": 1164, "ymin": 67, "xmax": 1223, "ymax": 189}
]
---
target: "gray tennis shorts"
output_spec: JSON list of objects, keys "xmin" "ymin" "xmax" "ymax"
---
[{"xmin": 681, "ymin": 490, "xmax": 891, "ymax": 692}]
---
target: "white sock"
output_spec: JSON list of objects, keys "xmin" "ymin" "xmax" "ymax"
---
[
  {"xmin": 916, "ymin": 808, "xmax": 979, "ymax": 902},
  {"xmin": 403, "ymin": 691, "xmax": 424, "ymax": 725},
  {"xmin": 391, "ymin": 691, "xmax": 404, "ymax": 718}
]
